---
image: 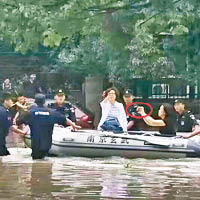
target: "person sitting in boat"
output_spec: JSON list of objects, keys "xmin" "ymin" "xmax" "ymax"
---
[
  {"xmin": 49, "ymin": 90, "xmax": 76, "ymax": 122},
  {"xmin": 123, "ymin": 89, "xmax": 141, "ymax": 131},
  {"xmin": 98, "ymin": 87, "xmax": 127, "ymax": 133},
  {"xmin": 174, "ymin": 100, "xmax": 199, "ymax": 132},
  {"xmin": 137, "ymin": 103, "xmax": 177, "ymax": 136}
]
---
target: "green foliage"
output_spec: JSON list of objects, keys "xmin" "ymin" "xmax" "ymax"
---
[
  {"xmin": 57, "ymin": 36, "xmax": 131, "ymax": 86},
  {"xmin": 43, "ymin": 31, "xmax": 62, "ymax": 47},
  {"xmin": 172, "ymin": 25, "xmax": 189, "ymax": 35},
  {"xmin": 0, "ymin": 0, "xmax": 200, "ymax": 84}
]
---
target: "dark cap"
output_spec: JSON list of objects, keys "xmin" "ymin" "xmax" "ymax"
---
[
  {"xmin": 174, "ymin": 99, "xmax": 188, "ymax": 109},
  {"xmin": 123, "ymin": 89, "xmax": 133, "ymax": 97},
  {"xmin": 35, "ymin": 93, "xmax": 45, "ymax": 105},
  {"xmin": 57, "ymin": 89, "xmax": 65, "ymax": 96}
]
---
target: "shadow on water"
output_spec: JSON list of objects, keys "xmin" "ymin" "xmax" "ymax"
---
[{"xmin": 0, "ymin": 148, "xmax": 200, "ymax": 199}]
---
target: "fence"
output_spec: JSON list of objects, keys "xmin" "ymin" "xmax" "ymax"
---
[
  {"xmin": 131, "ymin": 78, "xmax": 200, "ymax": 99},
  {"xmin": 129, "ymin": 78, "xmax": 200, "ymax": 115}
]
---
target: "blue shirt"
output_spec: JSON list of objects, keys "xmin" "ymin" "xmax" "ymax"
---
[
  {"xmin": 18, "ymin": 106, "xmax": 67, "ymax": 152},
  {"xmin": 49, "ymin": 102, "xmax": 76, "ymax": 122},
  {"xmin": 0, "ymin": 106, "xmax": 12, "ymax": 136}
]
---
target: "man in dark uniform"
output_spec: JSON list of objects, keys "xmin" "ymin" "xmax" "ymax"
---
[
  {"xmin": 123, "ymin": 90, "xmax": 140, "ymax": 131},
  {"xmin": 51, "ymin": 90, "xmax": 76, "ymax": 122},
  {"xmin": 0, "ymin": 93, "xmax": 13, "ymax": 156},
  {"xmin": 17, "ymin": 93, "xmax": 81, "ymax": 159},
  {"xmin": 174, "ymin": 100, "xmax": 199, "ymax": 132}
]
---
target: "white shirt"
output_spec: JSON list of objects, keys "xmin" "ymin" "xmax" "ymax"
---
[
  {"xmin": 98, "ymin": 99, "xmax": 127, "ymax": 131},
  {"xmin": 106, "ymin": 104, "xmax": 119, "ymax": 120}
]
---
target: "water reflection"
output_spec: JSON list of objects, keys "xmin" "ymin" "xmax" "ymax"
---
[
  {"xmin": 126, "ymin": 159, "xmax": 200, "ymax": 199},
  {"xmin": 30, "ymin": 162, "xmax": 54, "ymax": 199},
  {"xmin": 0, "ymin": 149, "xmax": 200, "ymax": 199}
]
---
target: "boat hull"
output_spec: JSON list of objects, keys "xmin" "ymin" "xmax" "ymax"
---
[{"xmin": 23, "ymin": 126, "xmax": 198, "ymax": 159}]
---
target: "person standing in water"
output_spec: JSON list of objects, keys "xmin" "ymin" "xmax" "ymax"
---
[
  {"xmin": 17, "ymin": 93, "xmax": 81, "ymax": 159},
  {"xmin": 0, "ymin": 93, "xmax": 13, "ymax": 156}
]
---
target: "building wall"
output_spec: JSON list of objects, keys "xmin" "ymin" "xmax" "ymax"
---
[{"xmin": 84, "ymin": 76, "xmax": 103, "ymax": 128}]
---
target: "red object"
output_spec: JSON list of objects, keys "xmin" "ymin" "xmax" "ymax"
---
[{"xmin": 81, "ymin": 114, "xmax": 89, "ymax": 122}]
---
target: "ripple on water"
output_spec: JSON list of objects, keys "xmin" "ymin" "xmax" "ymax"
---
[{"xmin": 0, "ymin": 148, "xmax": 200, "ymax": 199}]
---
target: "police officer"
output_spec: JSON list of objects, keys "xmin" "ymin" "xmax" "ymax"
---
[
  {"xmin": 174, "ymin": 100, "xmax": 199, "ymax": 132},
  {"xmin": 123, "ymin": 89, "xmax": 140, "ymax": 131},
  {"xmin": 17, "ymin": 93, "xmax": 81, "ymax": 159},
  {"xmin": 0, "ymin": 93, "xmax": 13, "ymax": 156},
  {"xmin": 51, "ymin": 90, "xmax": 76, "ymax": 122}
]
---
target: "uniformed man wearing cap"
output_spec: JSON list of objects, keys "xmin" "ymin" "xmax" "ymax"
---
[
  {"xmin": 17, "ymin": 93, "xmax": 81, "ymax": 159},
  {"xmin": 0, "ymin": 93, "xmax": 13, "ymax": 156},
  {"xmin": 123, "ymin": 89, "xmax": 140, "ymax": 131},
  {"xmin": 174, "ymin": 100, "xmax": 199, "ymax": 132},
  {"xmin": 51, "ymin": 90, "xmax": 76, "ymax": 122}
]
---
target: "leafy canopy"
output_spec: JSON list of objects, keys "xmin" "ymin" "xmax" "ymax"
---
[{"xmin": 0, "ymin": 0, "xmax": 200, "ymax": 83}]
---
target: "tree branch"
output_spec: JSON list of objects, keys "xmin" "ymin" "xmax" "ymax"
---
[{"xmin": 139, "ymin": 0, "xmax": 184, "ymax": 27}]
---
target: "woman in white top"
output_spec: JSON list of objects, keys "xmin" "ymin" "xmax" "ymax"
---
[
  {"xmin": 2, "ymin": 78, "xmax": 12, "ymax": 92},
  {"xmin": 98, "ymin": 87, "xmax": 127, "ymax": 132}
]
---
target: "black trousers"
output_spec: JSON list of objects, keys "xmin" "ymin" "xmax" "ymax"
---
[
  {"xmin": 31, "ymin": 138, "xmax": 48, "ymax": 159},
  {"xmin": 32, "ymin": 150, "xmax": 47, "ymax": 160},
  {"xmin": 0, "ymin": 133, "xmax": 10, "ymax": 156}
]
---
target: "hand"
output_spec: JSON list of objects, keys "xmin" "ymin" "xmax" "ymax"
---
[
  {"xmin": 137, "ymin": 106, "xmax": 145, "ymax": 115},
  {"xmin": 192, "ymin": 125, "xmax": 200, "ymax": 132},
  {"xmin": 182, "ymin": 135, "xmax": 190, "ymax": 139},
  {"xmin": 105, "ymin": 95, "xmax": 110, "ymax": 101},
  {"xmin": 71, "ymin": 123, "xmax": 81, "ymax": 131},
  {"xmin": 11, "ymin": 125, "xmax": 29, "ymax": 135},
  {"xmin": 102, "ymin": 95, "xmax": 109, "ymax": 102},
  {"xmin": 13, "ymin": 118, "xmax": 17, "ymax": 125}
]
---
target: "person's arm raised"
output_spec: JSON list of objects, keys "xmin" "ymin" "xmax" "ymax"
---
[
  {"xmin": 137, "ymin": 106, "xmax": 166, "ymax": 127},
  {"xmin": 15, "ymin": 102, "xmax": 28, "ymax": 110},
  {"xmin": 100, "ymin": 96, "xmax": 109, "ymax": 109},
  {"xmin": 100, "ymin": 96, "xmax": 109, "ymax": 103}
]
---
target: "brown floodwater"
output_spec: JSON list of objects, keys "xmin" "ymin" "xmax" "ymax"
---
[{"xmin": 0, "ymin": 147, "xmax": 200, "ymax": 200}]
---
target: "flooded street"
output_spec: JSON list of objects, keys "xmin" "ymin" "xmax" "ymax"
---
[
  {"xmin": 1, "ymin": 1, "xmax": 200, "ymax": 200},
  {"xmin": 0, "ymin": 148, "xmax": 200, "ymax": 199}
]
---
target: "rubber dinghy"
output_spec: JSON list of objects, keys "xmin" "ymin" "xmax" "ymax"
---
[{"xmin": 23, "ymin": 125, "xmax": 200, "ymax": 159}]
